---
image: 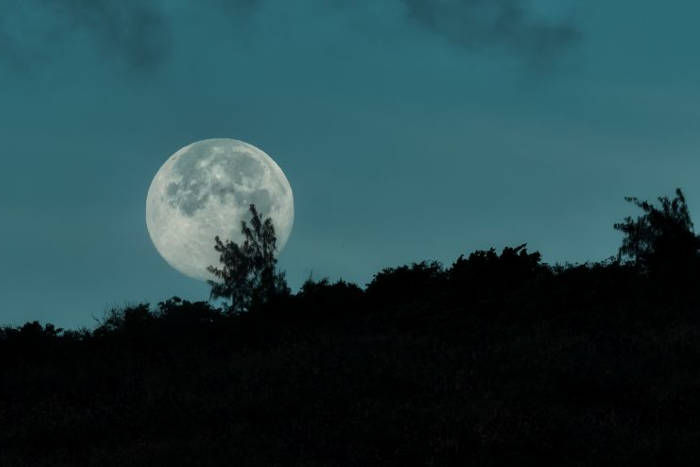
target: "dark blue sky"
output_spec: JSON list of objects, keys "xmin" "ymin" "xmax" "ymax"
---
[{"xmin": 2, "ymin": 0, "xmax": 699, "ymax": 327}]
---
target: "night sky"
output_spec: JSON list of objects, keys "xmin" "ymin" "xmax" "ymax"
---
[{"xmin": 2, "ymin": 0, "xmax": 699, "ymax": 327}]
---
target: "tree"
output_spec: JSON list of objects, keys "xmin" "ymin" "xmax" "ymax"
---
[
  {"xmin": 207, "ymin": 204, "xmax": 289, "ymax": 313},
  {"xmin": 449, "ymin": 244, "xmax": 546, "ymax": 299},
  {"xmin": 366, "ymin": 261, "xmax": 445, "ymax": 306},
  {"xmin": 614, "ymin": 188, "xmax": 700, "ymax": 281}
]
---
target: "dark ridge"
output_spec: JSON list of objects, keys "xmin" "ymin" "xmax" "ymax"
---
[{"xmin": 2, "ymin": 189, "xmax": 700, "ymax": 466}]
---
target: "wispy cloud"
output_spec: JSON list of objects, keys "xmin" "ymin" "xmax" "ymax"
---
[
  {"xmin": 0, "ymin": 0, "xmax": 170, "ymax": 72},
  {"xmin": 400, "ymin": 0, "xmax": 578, "ymax": 61},
  {"xmin": 0, "ymin": 0, "xmax": 578, "ymax": 74}
]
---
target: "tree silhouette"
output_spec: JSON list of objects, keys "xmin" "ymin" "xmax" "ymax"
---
[
  {"xmin": 449, "ymin": 244, "xmax": 545, "ymax": 298},
  {"xmin": 366, "ymin": 261, "xmax": 445, "ymax": 307},
  {"xmin": 207, "ymin": 204, "xmax": 289, "ymax": 313},
  {"xmin": 614, "ymin": 188, "xmax": 700, "ymax": 282},
  {"xmin": 10, "ymin": 189, "xmax": 700, "ymax": 465}
]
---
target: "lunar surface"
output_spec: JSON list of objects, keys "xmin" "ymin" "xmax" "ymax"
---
[{"xmin": 146, "ymin": 139, "xmax": 294, "ymax": 281}]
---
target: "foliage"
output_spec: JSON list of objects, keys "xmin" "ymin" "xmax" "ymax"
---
[
  {"xmin": 207, "ymin": 204, "xmax": 289, "ymax": 313},
  {"xmin": 1, "ymin": 257, "xmax": 696, "ymax": 466},
  {"xmin": 366, "ymin": 261, "xmax": 445, "ymax": 306},
  {"xmin": 5, "ymin": 190, "xmax": 700, "ymax": 465},
  {"xmin": 296, "ymin": 277, "xmax": 364, "ymax": 318},
  {"xmin": 449, "ymin": 243, "xmax": 546, "ymax": 298},
  {"xmin": 614, "ymin": 188, "xmax": 700, "ymax": 284}
]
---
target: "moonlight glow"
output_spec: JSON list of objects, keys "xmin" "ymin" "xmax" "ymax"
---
[{"xmin": 146, "ymin": 138, "xmax": 294, "ymax": 281}]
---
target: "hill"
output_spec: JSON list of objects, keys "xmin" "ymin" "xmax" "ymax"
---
[{"xmin": 2, "ymin": 190, "xmax": 700, "ymax": 466}]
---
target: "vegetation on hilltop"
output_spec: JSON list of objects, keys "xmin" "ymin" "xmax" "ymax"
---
[{"xmin": 2, "ymin": 189, "xmax": 700, "ymax": 466}]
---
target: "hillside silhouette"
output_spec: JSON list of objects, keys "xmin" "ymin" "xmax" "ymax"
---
[{"xmin": 3, "ymin": 189, "xmax": 700, "ymax": 466}]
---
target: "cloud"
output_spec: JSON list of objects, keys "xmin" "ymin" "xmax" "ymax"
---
[
  {"xmin": 67, "ymin": 0, "xmax": 170, "ymax": 71},
  {"xmin": 400, "ymin": 0, "xmax": 578, "ymax": 61},
  {"xmin": 0, "ymin": 0, "xmax": 171, "ymax": 72},
  {"xmin": 0, "ymin": 0, "xmax": 577, "ymax": 74}
]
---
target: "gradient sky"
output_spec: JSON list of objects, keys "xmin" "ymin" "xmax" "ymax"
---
[{"xmin": 2, "ymin": 0, "xmax": 699, "ymax": 327}]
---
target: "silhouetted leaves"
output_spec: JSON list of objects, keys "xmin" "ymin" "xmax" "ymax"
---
[
  {"xmin": 449, "ymin": 243, "xmax": 547, "ymax": 299},
  {"xmin": 208, "ymin": 204, "xmax": 289, "ymax": 313},
  {"xmin": 367, "ymin": 261, "xmax": 446, "ymax": 306},
  {"xmin": 614, "ymin": 188, "xmax": 700, "ymax": 286},
  {"xmin": 3, "ymin": 189, "xmax": 700, "ymax": 465}
]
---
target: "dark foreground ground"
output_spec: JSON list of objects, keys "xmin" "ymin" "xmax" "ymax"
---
[{"xmin": 2, "ymin": 253, "xmax": 700, "ymax": 466}]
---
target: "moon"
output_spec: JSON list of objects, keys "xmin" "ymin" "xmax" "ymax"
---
[{"xmin": 146, "ymin": 138, "xmax": 294, "ymax": 281}]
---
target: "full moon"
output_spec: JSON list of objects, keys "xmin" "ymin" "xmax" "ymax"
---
[{"xmin": 146, "ymin": 138, "xmax": 294, "ymax": 281}]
